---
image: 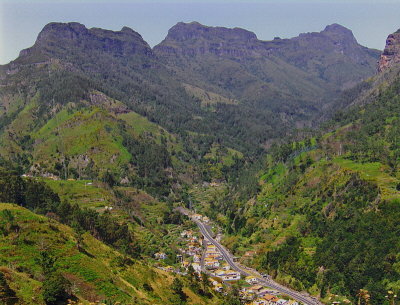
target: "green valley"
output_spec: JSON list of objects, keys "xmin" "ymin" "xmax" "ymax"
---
[{"xmin": 0, "ymin": 16, "xmax": 400, "ymax": 305}]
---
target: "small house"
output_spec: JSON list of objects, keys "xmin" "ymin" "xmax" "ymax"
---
[
  {"xmin": 214, "ymin": 283, "xmax": 223, "ymax": 292},
  {"xmin": 192, "ymin": 214, "xmax": 202, "ymax": 220},
  {"xmin": 165, "ymin": 266, "xmax": 174, "ymax": 272},
  {"xmin": 263, "ymin": 294, "xmax": 280, "ymax": 304},
  {"xmin": 181, "ymin": 261, "xmax": 190, "ymax": 269},
  {"xmin": 250, "ymin": 285, "xmax": 265, "ymax": 294},
  {"xmin": 245, "ymin": 276, "xmax": 258, "ymax": 284},
  {"xmin": 191, "ymin": 263, "xmax": 201, "ymax": 273},
  {"xmin": 204, "ymin": 258, "xmax": 220, "ymax": 269},
  {"xmin": 154, "ymin": 252, "xmax": 167, "ymax": 260},
  {"xmin": 223, "ymin": 270, "xmax": 241, "ymax": 281}
]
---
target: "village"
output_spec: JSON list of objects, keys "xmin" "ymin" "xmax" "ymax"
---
[{"xmin": 154, "ymin": 213, "xmax": 301, "ymax": 305}]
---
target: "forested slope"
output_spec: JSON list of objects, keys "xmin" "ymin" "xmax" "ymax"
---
[{"xmin": 194, "ymin": 33, "xmax": 400, "ymax": 305}]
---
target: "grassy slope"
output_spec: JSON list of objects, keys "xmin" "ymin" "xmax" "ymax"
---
[
  {"xmin": 0, "ymin": 203, "xmax": 222, "ymax": 305},
  {"xmin": 33, "ymin": 106, "xmax": 131, "ymax": 172},
  {"xmin": 203, "ymin": 144, "xmax": 243, "ymax": 165},
  {"xmin": 43, "ymin": 179, "xmax": 114, "ymax": 209},
  {"xmin": 333, "ymin": 157, "xmax": 400, "ymax": 200},
  {"xmin": 0, "ymin": 93, "xmax": 40, "ymax": 158},
  {"xmin": 183, "ymin": 83, "xmax": 239, "ymax": 107},
  {"xmin": 0, "ymin": 83, "xmax": 183, "ymax": 178}
]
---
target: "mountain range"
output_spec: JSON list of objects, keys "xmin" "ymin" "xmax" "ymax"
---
[
  {"xmin": 1, "ymin": 21, "xmax": 399, "ymax": 305},
  {"xmin": 0, "ymin": 21, "xmax": 380, "ymax": 182},
  {"xmin": 155, "ymin": 22, "xmax": 379, "ymax": 110}
]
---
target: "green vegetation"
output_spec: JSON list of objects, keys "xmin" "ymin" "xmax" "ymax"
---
[
  {"xmin": 155, "ymin": 22, "xmax": 380, "ymax": 148},
  {"xmin": 182, "ymin": 83, "xmax": 239, "ymax": 108},
  {"xmin": 43, "ymin": 179, "xmax": 114, "ymax": 209},
  {"xmin": 0, "ymin": 21, "xmax": 398, "ymax": 305},
  {"xmin": 0, "ymin": 169, "xmax": 137, "ymax": 255},
  {"xmin": 118, "ymin": 111, "xmax": 162, "ymax": 136},
  {"xmin": 197, "ymin": 73, "xmax": 400, "ymax": 305},
  {"xmin": 42, "ymin": 175, "xmax": 192, "ymax": 261},
  {"xmin": 0, "ymin": 203, "xmax": 224, "ymax": 304},
  {"xmin": 0, "ymin": 167, "xmax": 224, "ymax": 304}
]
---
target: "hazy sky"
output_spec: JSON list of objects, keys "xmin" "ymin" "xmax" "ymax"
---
[{"xmin": 1, "ymin": 0, "xmax": 400, "ymax": 64}]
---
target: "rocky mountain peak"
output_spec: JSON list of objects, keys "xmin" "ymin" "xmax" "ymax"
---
[
  {"xmin": 164, "ymin": 21, "xmax": 257, "ymax": 43},
  {"xmin": 154, "ymin": 22, "xmax": 261, "ymax": 59},
  {"xmin": 323, "ymin": 23, "xmax": 352, "ymax": 35},
  {"xmin": 320, "ymin": 23, "xmax": 357, "ymax": 44},
  {"xmin": 19, "ymin": 22, "xmax": 152, "ymax": 60},
  {"xmin": 121, "ymin": 26, "xmax": 136, "ymax": 34},
  {"xmin": 293, "ymin": 23, "xmax": 358, "ymax": 50},
  {"xmin": 378, "ymin": 30, "xmax": 400, "ymax": 72},
  {"xmin": 35, "ymin": 22, "xmax": 89, "ymax": 44}
]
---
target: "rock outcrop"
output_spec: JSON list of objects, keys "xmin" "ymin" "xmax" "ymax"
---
[
  {"xmin": 18, "ymin": 22, "xmax": 153, "ymax": 61},
  {"xmin": 154, "ymin": 21, "xmax": 261, "ymax": 58},
  {"xmin": 378, "ymin": 30, "xmax": 400, "ymax": 72}
]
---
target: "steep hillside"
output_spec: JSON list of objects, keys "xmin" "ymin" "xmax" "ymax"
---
[
  {"xmin": 0, "ymin": 203, "xmax": 224, "ymax": 305},
  {"xmin": 2, "ymin": 17, "xmax": 397, "ymax": 305},
  {"xmin": 378, "ymin": 29, "xmax": 400, "ymax": 72},
  {"xmin": 0, "ymin": 25, "xmax": 249, "ymax": 194},
  {"xmin": 0, "ymin": 167, "xmax": 229, "ymax": 304},
  {"xmin": 190, "ymin": 29, "xmax": 400, "ymax": 305},
  {"xmin": 0, "ymin": 21, "xmax": 380, "ymax": 180},
  {"xmin": 0, "ymin": 22, "xmax": 276, "ymax": 160}
]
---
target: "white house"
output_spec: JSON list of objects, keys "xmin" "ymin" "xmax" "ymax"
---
[
  {"xmin": 192, "ymin": 263, "xmax": 201, "ymax": 273},
  {"xmin": 245, "ymin": 276, "xmax": 258, "ymax": 284},
  {"xmin": 205, "ymin": 258, "xmax": 220, "ymax": 269},
  {"xmin": 154, "ymin": 252, "xmax": 167, "ymax": 260},
  {"xmin": 221, "ymin": 270, "xmax": 240, "ymax": 281},
  {"xmin": 180, "ymin": 230, "xmax": 193, "ymax": 238}
]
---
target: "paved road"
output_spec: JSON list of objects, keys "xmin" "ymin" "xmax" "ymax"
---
[
  {"xmin": 177, "ymin": 207, "xmax": 323, "ymax": 305},
  {"xmin": 200, "ymin": 238, "xmax": 207, "ymax": 271}
]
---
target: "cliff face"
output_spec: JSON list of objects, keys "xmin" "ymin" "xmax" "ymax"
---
[
  {"xmin": 154, "ymin": 21, "xmax": 262, "ymax": 58},
  {"xmin": 18, "ymin": 22, "xmax": 153, "ymax": 62},
  {"xmin": 154, "ymin": 21, "xmax": 380, "ymax": 97},
  {"xmin": 378, "ymin": 31, "xmax": 400, "ymax": 72},
  {"xmin": 155, "ymin": 22, "xmax": 379, "ymax": 63},
  {"xmin": 287, "ymin": 24, "xmax": 377, "ymax": 67}
]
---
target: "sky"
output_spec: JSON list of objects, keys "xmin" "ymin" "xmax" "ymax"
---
[{"xmin": 1, "ymin": 0, "xmax": 400, "ymax": 64}]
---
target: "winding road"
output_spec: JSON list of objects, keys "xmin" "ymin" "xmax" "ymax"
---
[{"xmin": 177, "ymin": 207, "xmax": 324, "ymax": 305}]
